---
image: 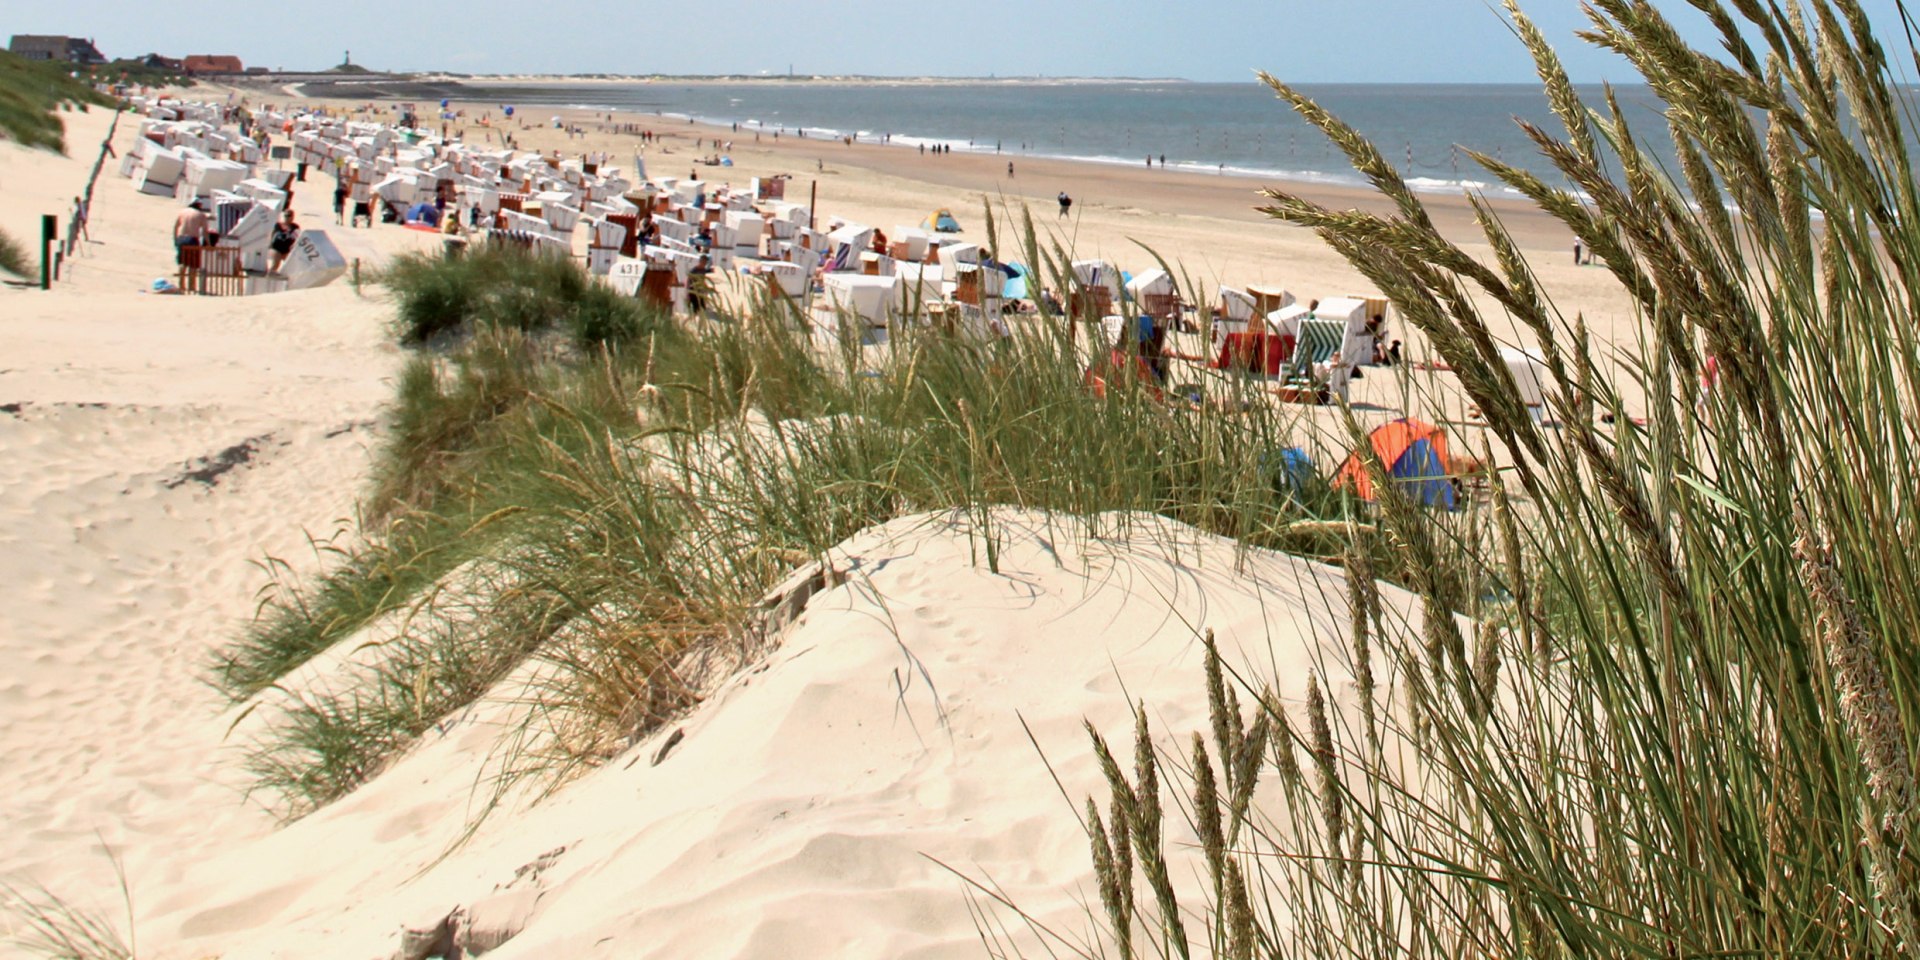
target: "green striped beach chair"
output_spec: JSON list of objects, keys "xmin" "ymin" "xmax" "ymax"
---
[{"xmin": 1285, "ymin": 318, "xmax": 1345, "ymax": 380}]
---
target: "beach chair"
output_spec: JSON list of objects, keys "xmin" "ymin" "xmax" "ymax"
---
[
  {"xmin": 1126, "ymin": 269, "xmax": 1182, "ymax": 323},
  {"xmin": 1279, "ymin": 318, "xmax": 1348, "ymax": 402},
  {"xmin": 1248, "ymin": 284, "xmax": 1294, "ymax": 316},
  {"xmin": 1500, "ymin": 347, "xmax": 1550, "ymax": 423},
  {"xmin": 1211, "ymin": 332, "xmax": 1292, "ymax": 377},
  {"xmin": 757, "ymin": 261, "xmax": 809, "ymax": 304},
  {"xmin": 1069, "ymin": 260, "xmax": 1120, "ymax": 322},
  {"xmin": 1213, "ymin": 287, "xmax": 1258, "ymax": 335}
]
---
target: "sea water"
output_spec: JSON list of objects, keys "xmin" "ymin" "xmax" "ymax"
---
[{"xmin": 452, "ymin": 80, "xmax": 1686, "ymax": 199}]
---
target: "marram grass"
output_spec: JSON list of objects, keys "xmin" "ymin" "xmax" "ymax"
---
[{"xmin": 983, "ymin": 1, "xmax": 1920, "ymax": 958}]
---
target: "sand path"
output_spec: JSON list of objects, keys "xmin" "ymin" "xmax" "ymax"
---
[{"xmin": 0, "ymin": 106, "xmax": 403, "ymax": 909}]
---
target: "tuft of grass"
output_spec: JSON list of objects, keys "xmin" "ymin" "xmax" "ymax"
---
[
  {"xmin": 379, "ymin": 243, "xmax": 669, "ymax": 348},
  {"xmin": 0, "ymin": 227, "xmax": 31, "ymax": 278},
  {"xmin": 1, "ymin": 845, "xmax": 135, "ymax": 960},
  {"xmin": 0, "ymin": 50, "xmax": 110, "ymax": 154}
]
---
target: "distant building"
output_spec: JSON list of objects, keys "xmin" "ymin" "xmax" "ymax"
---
[
  {"xmin": 183, "ymin": 54, "xmax": 244, "ymax": 75},
  {"xmin": 9, "ymin": 35, "xmax": 108, "ymax": 65},
  {"xmin": 140, "ymin": 53, "xmax": 184, "ymax": 72}
]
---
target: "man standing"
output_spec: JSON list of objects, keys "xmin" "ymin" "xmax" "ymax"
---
[
  {"xmin": 173, "ymin": 200, "xmax": 210, "ymax": 265},
  {"xmin": 1057, "ymin": 191, "xmax": 1072, "ymax": 217}
]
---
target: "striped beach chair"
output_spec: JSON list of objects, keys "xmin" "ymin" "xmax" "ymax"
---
[{"xmin": 1282, "ymin": 317, "xmax": 1349, "ymax": 399}]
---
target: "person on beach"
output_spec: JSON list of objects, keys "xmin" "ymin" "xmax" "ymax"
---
[
  {"xmin": 1057, "ymin": 192, "xmax": 1072, "ymax": 217},
  {"xmin": 1008, "ymin": 161, "xmax": 1015, "ymax": 178},
  {"xmin": 173, "ymin": 200, "xmax": 209, "ymax": 265},
  {"xmin": 71, "ymin": 196, "xmax": 90, "ymax": 244},
  {"xmin": 268, "ymin": 210, "xmax": 300, "ymax": 273},
  {"xmin": 687, "ymin": 254, "xmax": 715, "ymax": 313},
  {"xmin": 1573, "ymin": 238, "xmax": 1584, "ymax": 265}
]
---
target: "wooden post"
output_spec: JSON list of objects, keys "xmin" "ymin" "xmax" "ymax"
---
[
  {"xmin": 40, "ymin": 215, "xmax": 55, "ymax": 290},
  {"xmin": 809, "ymin": 180, "xmax": 817, "ymax": 232}
]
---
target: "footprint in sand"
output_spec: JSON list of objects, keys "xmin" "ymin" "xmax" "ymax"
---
[{"xmin": 912, "ymin": 604, "xmax": 955, "ymax": 629}]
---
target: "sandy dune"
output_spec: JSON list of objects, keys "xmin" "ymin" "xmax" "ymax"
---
[{"xmin": 141, "ymin": 508, "xmax": 1411, "ymax": 959}]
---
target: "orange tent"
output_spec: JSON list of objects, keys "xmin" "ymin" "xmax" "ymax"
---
[{"xmin": 1335, "ymin": 418, "xmax": 1457, "ymax": 509}]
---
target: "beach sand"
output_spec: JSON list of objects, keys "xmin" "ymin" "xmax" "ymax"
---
[
  {"xmin": 0, "ymin": 102, "xmax": 430, "ymax": 914},
  {"xmin": 0, "ymin": 89, "xmax": 1628, "ymax": 957}
]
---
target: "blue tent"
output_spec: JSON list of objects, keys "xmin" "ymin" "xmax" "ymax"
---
[
  {"xmin": 1336, "ymin": 418, "xmax": 1457, "ymax": 510},
  {"xmin": 1000, "ymin": 262, "xmax": 1030, "ymax": 301},
  {"xmin": 1268, "ymin": 446, "xmax": 1314, "ymax": 494},
  {"xmin": 923, "ymin": 208, "xmax": 963, "ymax": 233},
  {"xmin": 1391, "ymin": 438, "xmax": 1457, "ymax": 509},
  {"xmin": 406, "ymin": 202, "xmax": 440, "ymax": 226}
]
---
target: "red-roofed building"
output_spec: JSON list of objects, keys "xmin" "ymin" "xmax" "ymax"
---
[{"xmin": 183, "ymin": 55, "xmax": 244, "ymax": 75}]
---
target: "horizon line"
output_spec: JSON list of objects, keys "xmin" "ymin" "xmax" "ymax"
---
[{"xmin": 278, "ymin": 71, "xmax": 1649, "ymax": 87}]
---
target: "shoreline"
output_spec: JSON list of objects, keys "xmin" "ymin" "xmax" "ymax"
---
[
  {"xmin": 267, "ymin": 86, "xmax": 1577, "ymax": 255},
  {"xmin": 271, "ymin": 76, "xmax": 1548, "ymax": 205}
]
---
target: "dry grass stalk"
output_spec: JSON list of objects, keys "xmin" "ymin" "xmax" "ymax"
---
[
  {"xmin": 1085, "ymin": 797, "xmax": 1130, "ymax": 958},
  {"xmin": 1265, "ymin": 689, "xmax": 1304, "ymax": 796},
  {"xmin": 1346, "ymin": 548, "xmax": 1381, "ymax": 759},
  {"xmin": 1191, "ymin": 734, "xmax": 1227, "ymax": 906},
  {"xmin": 1128, "ymin": 707, "xmax": 1188, "ymax": 956},
  {"xmin": 1306, "ymin": 673, "xmax": 1344, "ymax": 873},
  {"xmin": 1793, "ymin": 510, "xmax": 1915, "ymax": 833},
  {"xmin": 1473, "ymin": 619, "xmax": 1501, "ymax": 719},
  {"xmin": 1224, "ymin": 858, "xmax": 1255, "ymax": 960}
]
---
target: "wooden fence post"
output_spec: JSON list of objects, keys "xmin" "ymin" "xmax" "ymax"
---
[{"xmin": 40, "ymin": 214, "xmax": 55, "ymax": 290}]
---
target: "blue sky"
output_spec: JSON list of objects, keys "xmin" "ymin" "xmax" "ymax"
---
[{"xmin": 2, "ymin": 0, "xmax": 1913, "ymax": 83}]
